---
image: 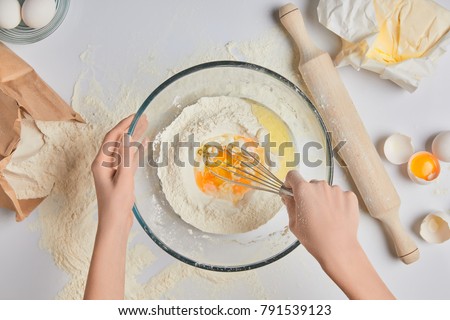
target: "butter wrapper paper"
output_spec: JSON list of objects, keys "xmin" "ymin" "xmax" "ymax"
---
[{"xmin": 317, "ymin": 0, "xmax": 450, "ymax": 92}]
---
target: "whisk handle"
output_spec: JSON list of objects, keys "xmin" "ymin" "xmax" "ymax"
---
[{"xmin": 280, "ymin": 186, "xmax": 294, "ymax": 197}]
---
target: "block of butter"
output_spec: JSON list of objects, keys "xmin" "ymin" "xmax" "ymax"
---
[{"xmin": 317, "ymin": 0, "xmax": 450, "ymax": 92}]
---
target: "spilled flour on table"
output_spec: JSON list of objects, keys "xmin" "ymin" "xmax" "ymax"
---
[
  {"xmin": 131, "ymin": 262, "xmax": 267, "ymax": 299},
  {"xmin": 29, "ymin": 28, "xmax": 301, "ymax": 299}
]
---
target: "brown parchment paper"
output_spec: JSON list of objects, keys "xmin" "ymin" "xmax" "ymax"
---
[{"xmin": 0, "ymin": 42, "xmax": 84, "ymax": 221}]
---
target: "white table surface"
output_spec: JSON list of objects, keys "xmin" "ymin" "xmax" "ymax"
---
[{"xmin": 1, "ymin": 0, "xmax": 449, "ymax": 300}]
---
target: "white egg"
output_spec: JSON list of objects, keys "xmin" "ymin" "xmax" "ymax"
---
[
  {"xmin": 432, "ymin": 131, "xmax": 450, "ymax": 162},
  {"xmin": 21, "ymin": 0, "xmax": 56, "ymax": 29},
  {"xmin": 419, "ymin": 213, "xmax": 450, "ymax": 244},
  {"xmin": 383, "ymin": 133, "xmax": 414, "ymax": 165},
  {"xmin": 0, "ymin": 0, "xmax": 21, "ymax": 29}
]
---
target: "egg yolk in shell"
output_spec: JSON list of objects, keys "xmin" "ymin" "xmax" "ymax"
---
[{"xmin": 408, "ymin": 151, "xmax": 440, "ymax": 181}]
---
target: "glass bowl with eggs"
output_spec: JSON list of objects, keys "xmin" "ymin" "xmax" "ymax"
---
[
  {"xmin": 0, "ymin": 0, "xmax": 70, "ymax": 44},
  {"xmin": 129, "ymin": 61, "xmax": 333, "ymax": 271}
]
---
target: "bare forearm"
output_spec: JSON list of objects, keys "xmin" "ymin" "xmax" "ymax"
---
[
  {"xmin": 322, "ymin": 244, "xmax": 395, "ymax": 300},
  {"xmin": 84, "ymin": 226, "xmax": 129, "ymax": 300},
  {"xmin": 86, "ymin": 115, "xmax": 147, "ymax": 300}
]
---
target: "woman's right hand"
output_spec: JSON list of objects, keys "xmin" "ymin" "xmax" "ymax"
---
[
  {"xmin": 283, "ymin": 170, "xmax": 360, "ymax": 266},
  {"xmin": 282, "ymin": 170, "xmax": 395, "ymax": 300}
]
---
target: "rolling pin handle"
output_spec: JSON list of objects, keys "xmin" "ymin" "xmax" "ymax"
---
[
  {"xmin": 379, "ymin": 211, "xmax": 420, "ymax": 264},
  {"xmin": 279, "ymin": 3, "xmax": 323, "ymax": 63}
]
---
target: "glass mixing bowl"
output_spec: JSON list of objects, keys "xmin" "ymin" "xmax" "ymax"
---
[
  {"xmin": 0, "ymin": 0, "xmax": 70, "ymax": 44},
  {"xmin": 129, "ymin": 61, "xmax": 333, "ymax": 271}
]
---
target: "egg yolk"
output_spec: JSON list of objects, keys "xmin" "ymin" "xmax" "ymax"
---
[
  {"xmin": 409, "ymin": 152, "xmax": 440, "ymax": 181},
  {"xmin": 194, "ymin": 135, "xmax": 264, "ymax": 202}
]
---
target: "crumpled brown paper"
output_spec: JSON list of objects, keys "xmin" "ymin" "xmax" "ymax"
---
[{"xmin": 0, "ymin": 42, "xmax": 84, "ymax": 221}]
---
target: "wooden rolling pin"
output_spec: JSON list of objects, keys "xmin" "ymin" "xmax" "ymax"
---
[{"xmin": 279, "ymin": 3, "xmax": 419, "ymax": 264}]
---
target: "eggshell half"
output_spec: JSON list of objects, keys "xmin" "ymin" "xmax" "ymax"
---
[
  {"xmin": 384, "ymin": 133, "xmax": 414, "ymax": 165},
  {"xmin": 432, "ymin": 131, "xmax": 450, "ymax": 163},
  {"xmin": 420, "ymin": 213, "xmax": 450, "ymax": 244},
  {"xmin": 407, "ymin": 151, "xmax": 440, "ymax": 185}
]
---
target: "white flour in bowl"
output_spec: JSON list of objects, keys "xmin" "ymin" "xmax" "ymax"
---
[{"xmin": 157, "ymin": 96, "xmax": 282, "ymax": 234}]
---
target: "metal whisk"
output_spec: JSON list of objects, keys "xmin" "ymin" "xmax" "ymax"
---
[{"xmin": 203, "ymin": 145, "xmax": 294, "ymax": 197}]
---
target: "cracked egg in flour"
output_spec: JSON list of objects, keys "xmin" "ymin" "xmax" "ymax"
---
[{"xmin": 156, "ymin": 96, "xmax": 296, "ymax": 234}]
